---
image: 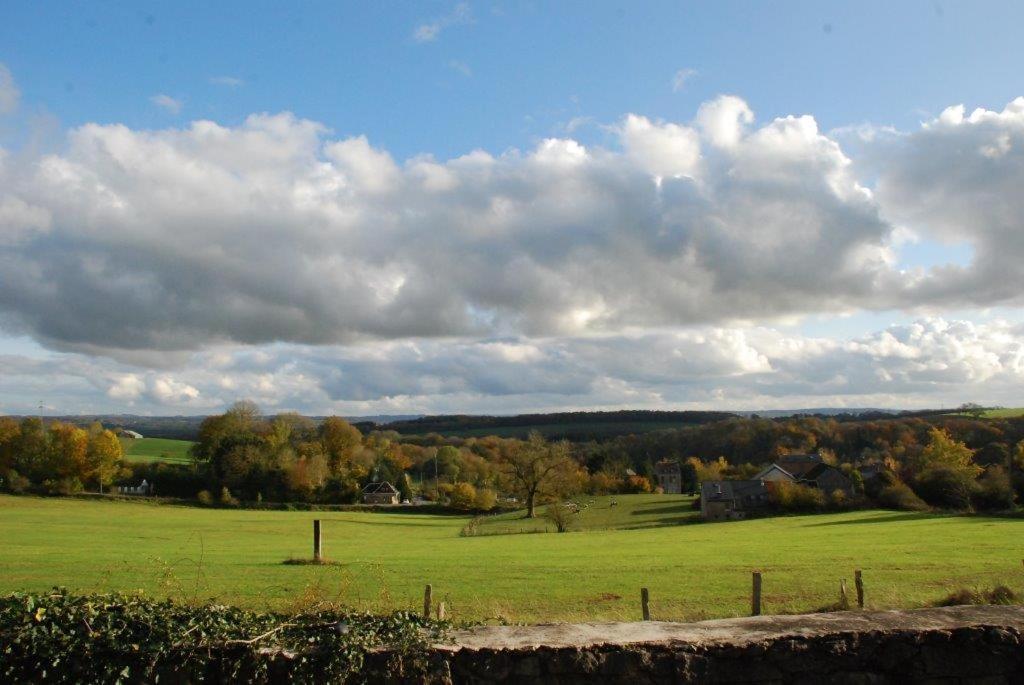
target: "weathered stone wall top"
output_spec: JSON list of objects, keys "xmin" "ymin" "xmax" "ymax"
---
[
  {"xmin": 416, "ymin": 606, "xmax": 1024, "ymax": 684},
  {"xmin": 442, "ymin": 605, "xmax": 1024, "ymax": 651}
]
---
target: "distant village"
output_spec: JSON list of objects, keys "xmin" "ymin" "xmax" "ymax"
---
[{"xmin": 654, "ymin": 453, "xmax": 860, "ymax": 521}]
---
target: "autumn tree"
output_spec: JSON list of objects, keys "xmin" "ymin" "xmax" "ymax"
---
[
  {"xmin": 320, "ymin": 417, "xmax": 362, "ymax": 472},
  {"xmin": 48, "ymin": 422, "xmax": 89, "ymax": 481},
  {"xmin": 497, "ymin": 432, "xmax": 578, "ymax": 518},
  {"xmin": 912, "ymin": 428, "xmax": 981, "ymax": 479},
  {"xmin": 86, "ymin": 424, "xmax": 123, "ymax": 493}
]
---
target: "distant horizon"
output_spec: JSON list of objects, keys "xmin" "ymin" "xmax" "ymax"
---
[{"xmin": 4, "ymin": 405, "xmax": 958, "ymax": 420}]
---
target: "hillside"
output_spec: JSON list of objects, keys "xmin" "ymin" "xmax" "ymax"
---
[
  {"xmin": 385, "ymin": 410, "xmax": 737, "ymax": 440},
  {"xmin": 120, "ymin": 437, "xmax": 195, "ymax": 465}
]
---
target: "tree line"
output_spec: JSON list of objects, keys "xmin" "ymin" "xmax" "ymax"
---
[
  {"xmin": 0, "ymin": 417, "xmax": 123, "ymax": 495},
  {"xmin": 3, "ymin": 406, "xmax": 1024, "ymax": 516}
]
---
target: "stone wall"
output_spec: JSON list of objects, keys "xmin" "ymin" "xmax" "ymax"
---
[{"xmin": 402, "ymin": 605, "xmax": 1024, "ymax": 684}]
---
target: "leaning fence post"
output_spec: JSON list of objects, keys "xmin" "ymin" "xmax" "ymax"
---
[
  {"xmin": 641, "ymin": 587, "xmax": 650, "ymax": 621},
  {"xmin": 423, "ymin": 584, "xmax": 433, "ymax": 619},
  {"xmin": 855, "ymin": 569, "xmax": 864, "ymax": 609},
  {"xmin": 751, "ymin": 571, "xmax": 762, "ymax": 616},
  {"xmin": 313, "ymin": 520, "xmax": 322, "ymax": 561},
  {"xmin": 437, "ymin": 602, "xmax": 447, "ymax": 621},
  {"xmin": 840, "ymin": 578, "xmax": 850, "ymax": 610}
]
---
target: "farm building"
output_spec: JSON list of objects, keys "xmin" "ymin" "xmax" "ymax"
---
[
  {"xmin": 800, "ymin": 463, "xmax": 855, "ymax": 496},
  {"xmin": 754, "ymin": 459, "xmax": 854, "ymax": 496},
  {"xmin": 654, "ymin": 459, "xmax": 683, "ymax": 494},
  {"xmin": 362, "ymin": 481, "xmax": 400, "ymax": 505},
  {"xmin": 700, "ymin": 480, "xmax": 771, "ymax": 521},
  {"xmin": 118, "ymin": 479, "xmax": 153, "ymax": 496},
  {"xmin": 117, "ymin": 429, "xmax": 144, "ymax": 439},
  {"xmin": 774, "ymin": 453, "xmax": 824, "ymax": 478}
]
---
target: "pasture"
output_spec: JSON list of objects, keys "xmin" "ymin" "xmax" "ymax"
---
[
  {"xmin": 120, "ymin": 437, "xmax": 195, "ymax": 465},
  {"xmin": 2, "ymin": 494, "xmax": 1023, "ymax": 623},
  {"xmin": 470, "ymin": 494, "xmax": 699, "ymax": 535}
]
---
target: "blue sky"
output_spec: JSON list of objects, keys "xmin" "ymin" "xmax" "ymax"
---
[
  {"xmin": 1, "ymin": 1, "xmax": 1024, "ymax": 415},
  {"xmin": 4, "ymin": 1, "xmax": 1023, "ymax": 158}
]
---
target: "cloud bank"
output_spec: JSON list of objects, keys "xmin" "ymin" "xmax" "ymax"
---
[
  {"xmin": 1, "ymin": 86, "xmax": 1024, "ymax": 412},
  {"xmin": 1, "ymin": 317, "xmax": 1020, "ymax": 414}
]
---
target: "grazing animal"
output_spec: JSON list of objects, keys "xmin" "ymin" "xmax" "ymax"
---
[{"xmin": 610, "ymin": 499, "xmax": 618, "ymax": 507}]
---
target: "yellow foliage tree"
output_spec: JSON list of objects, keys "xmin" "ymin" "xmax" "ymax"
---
[
  {"xmin": 86, "ymin": 425, "xmax": 123, "ymax": 493},
  {"xmin": 913, "ymin": 428, "xmax": 981, "ymax": 479}
]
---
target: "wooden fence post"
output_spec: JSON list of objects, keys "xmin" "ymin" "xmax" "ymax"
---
[
  {"xmin": 437, "ymin": 602, "xmax": 447, "ymax": 621},
  {"xmin": 840, "ymin": 578, "xmax": 850, "ymax": 610},
  {"xmin": 855, "ymin": 569, "xmax": 864, "ymax": 609},
  {"xmin": 313, "ymin": 520, "xmax": 322, "ymax": 561},
  {"xmin": 751, "ymin": 571, "xmax": 762, "ymax": 616},
  {"xmin": 641, "ymin": 587, "xmax": 650, "ymax": 621},
  {"xmin": 423, "ymin": 584, "xmax": 432, "ymax": 619}
]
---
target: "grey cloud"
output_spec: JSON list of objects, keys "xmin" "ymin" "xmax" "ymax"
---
[
  {"xmin": 2, "ymin": 317, "xmax": 1021, "ymax": 415},
  {"xmin": 0, "ymin": 98, "xmax": 1023, "ymax": 361}
]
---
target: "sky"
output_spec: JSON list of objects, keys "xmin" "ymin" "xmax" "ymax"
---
[{"xmin": 1, "ymin": 1, "xmax": 1024, "ymax": 416}]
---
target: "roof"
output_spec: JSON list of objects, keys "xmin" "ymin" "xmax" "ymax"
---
[
  {"xmin": 701, "ymin": 480, "xmax": 769, "ymax": 502},
  {"xmin": 654, "ymin": 459, "xmax": 681, "ymax": 473},
  {"xmin": 801, "ymin": 462, "xmax": 851, "ymax": 484},
  {"xmin": 362, "ymin": 481, "xmax": 399, "ymax": 494},
  {"xmin": 753, "ymin": 463, "xmax": 796, "ymax": 481},
  {"xmin": 776, "ymin": 453, "xmax": 823, "ymax": 477}
]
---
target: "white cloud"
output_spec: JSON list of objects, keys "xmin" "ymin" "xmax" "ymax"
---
[
  {"xmin": 875, "ymin": 97, "xmax": 1024, "ymax": 307},
  {"xmin": 0, "ymin": 63, "xmax": 20, "ymax": 114},
  {"xmin": 209, "ymin": 75, "xmax": 244, "ymax": 87},
  {"xmin": 695, "ymin": 95, "xmax": 754, "ymax": 148},
  {"xmin": 447, "ymin": 60, "xmax": 472, "ymax": 77},
  {"xmin": 0, "ymin": 90, "xmax": 1023, "ymax": 422},
  {"xmin": 150, "ymin": 93, "xmax": 182, "ymax": 114},
  {"xmin": 414, "ymin": 2, "xmax": 471, "ymax": 43},
  {"xmin": 619, "ymin": 113, "xmax": 701, "ymax": 178},
  {"xmin": 671, "ymin": 68, "xmax": 697, "ymax": 92},
  {"xmin": 3, "ymin": 316, "xmax": 1022, "ymax": 414}
]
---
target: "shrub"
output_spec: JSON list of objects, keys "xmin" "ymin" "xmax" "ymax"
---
[
  {"xmin": 973, "ymin": 465, "xmax": 1016, "ymax": 512},
  {"xmin": 828, "ymin": 488, "xmax": 848, "ymax": 509},
  {"xmin": 219, "ymin": 486, "xmax": 239, "ymax": 507},
  {"xmin": 397, "ymin": 473, "xmax": 414, "ymax": 502},
  {"xmin": 623, "ymin": 475, "xmax": 652, "ymax": 494},
  {"xmin": 43, "ymin": 477, "xmax": 83, "ymax": 496},
  {"xmin": 875, "ymin": 482, "xmax": 929, "ymax": 511},
  {"xmin": 448, "ymin": 482, "xmax": 477, "ymax": 511},
  {"xmin": 770, "ymin": 481, "xmax": 825, "ymax": 512},
  {"xmin": 473, "ymin": 487, "xmax": 497, "ymax": 512},
  {"xmin": 196, "ymin": 490, "xmax": 213, "ymax": 506},
  {"xmin": 588, "ymin": 472, "xmax": 622, "ymax": 495},
  {"xmin": 1, "ymin": 470, "xmax": 30, "ymax": 494},
  {"xmin": 544, "ymin": 502, "xmax": 575, "ymax": 533},
  {"xmin": 914, "ymin": 466, "xmax": 976, "ymax": 510},
  {"xmin": 936, "ymin": 585, "xmax": 1016, "ymax": 607},
  {"xmin": 0, "ymin": 588, "xmax": 449, "ymax": 683}
]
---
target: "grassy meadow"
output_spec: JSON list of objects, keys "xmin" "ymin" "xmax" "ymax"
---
[
  {"xmin": 471, "ymin": 494, "xmax": 699, "ymax": 535},
  {"xmin": 120, "ymin": 437, "xmax": 195, "ymax": 465},
  {"xmin": 3, "ymin": 494, "xmax": 1023, "ymax": 623}
]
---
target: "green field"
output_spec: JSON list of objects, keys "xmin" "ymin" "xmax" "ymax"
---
[
  {"xmin": 980, "ymin": 408, "xmax": 1024, "ymax": 418},
  {"xmin": 2, "ymin": 494, "xmax": 1023, "ymax": 623},
  {"xmin": 470, "ymin": 494, "xmax": 699, "ymax": 535},
  {"xmin": 120, "ymin": 437, "xmax": 195, "ymax": 465}
]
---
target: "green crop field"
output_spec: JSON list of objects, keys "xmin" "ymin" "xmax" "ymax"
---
[
  {"xmin": 120, "ymin": 437, "xmax": 195, "ymax": 465},
  {"xmin": 2, "ymin": 494, "xmax": 1023, "ymax": 623}
]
